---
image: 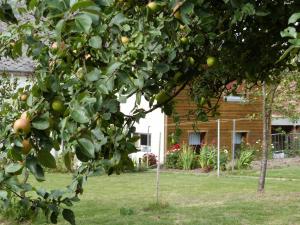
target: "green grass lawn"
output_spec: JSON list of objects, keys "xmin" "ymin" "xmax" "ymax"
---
[
  {"xmin": 2, "ymin": 168, "xmax": 300, "ymax": 225},
  {"xmin": 226, "ymin": 166, "xmax": 300, "ymax": 180}
]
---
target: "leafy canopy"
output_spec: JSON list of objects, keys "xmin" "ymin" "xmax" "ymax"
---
[{"xmin": 0, "ymin": 0, "xmax": 299, "ymax": 224}]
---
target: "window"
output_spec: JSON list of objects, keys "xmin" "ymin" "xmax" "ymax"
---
[
  {"xmin": 189, "ymin": 132, "xmax": 206, "ymax": 153},
  {"xmin": 135, "ymin": 133, "xmax": 151, "ymax": 152},
  {"xmin": 223, "ymin": 95, "xmax": 247, "ymax": 103},
  {"xmin": 224, "ymin": 81, "xmax": 249, "ymax": 103},
  {"xmin": 189, "ymin": 132, "xmax": 201, "ymax": 145},
  {"xmin": 234, "ymin": 132, "xmax": 248, "ymax": 158},
  {"xmin": 140, "ymin": 134, "xmax": 151, "ymax": 146}
]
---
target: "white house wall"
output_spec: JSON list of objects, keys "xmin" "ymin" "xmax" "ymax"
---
[{"xmin": 121, "ymin": 96, "xmax": 165, "ymax": 163}]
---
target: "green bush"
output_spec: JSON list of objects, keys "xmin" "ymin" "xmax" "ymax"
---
[
  {"xmin": 239, "ymin": 143, "xmax": 261, "ymax": 160},
  {"xmin": 192, "ymin": 154, "xmax": 200, "ymax": 169},
  {"xmin": 216, "ymin": 151, "xmax": 229, "ymax": 171},
  {"xmin": 179, "ymin": 144, "xmax": 195, "ymax": 170},
  {"xmin": 236, "ymin": 150, "xmax": 254, "ymax": 169},
  {"xmin": 199, "ymin": 146, "xmax": 216, "ymax": 172},
  {"xmin": 165, "ymin": 151, "xmax": 182, "ymax": 169},
  {"xmin": 199, "ymin": 146, "xmax": 228, "ymax": 172}
]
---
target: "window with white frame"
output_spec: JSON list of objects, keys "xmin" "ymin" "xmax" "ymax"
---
[
  {"xmin": 188, "ymin": 132, "xmax": 206, "ymax": 152},
  {"xmin": 223, "ymin": 95, "xmax": 247, "ymax": 103},
  {"xmin": 135, "ymin": 133, "xmax": 151, "ymax": 152}
]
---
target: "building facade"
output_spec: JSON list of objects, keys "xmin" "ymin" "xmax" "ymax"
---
[{"xmin": 165, "ymin": 88, "xmax": 264, "ymax": 155}]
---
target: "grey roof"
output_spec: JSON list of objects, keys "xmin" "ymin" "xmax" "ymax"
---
[
  {"xmin": 0, "ymin": 57, "xmax": 35, "ymax": 73},
  {"xmin": 0, "ymin": 4, "xmax": 35, "ymax": 73}
]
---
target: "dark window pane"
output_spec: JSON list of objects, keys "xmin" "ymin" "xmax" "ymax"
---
[{"xmin": 140, "ymin": 134, "xmax": 151, "ymax": 146}]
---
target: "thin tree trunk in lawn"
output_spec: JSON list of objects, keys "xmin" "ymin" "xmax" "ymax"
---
[
  {"xmin": 258, "ymin": 83, "xmax": 277, "ymax": 193},
  {"xmin": 258, "ymin": 82, "xmax": 267, "ymax": 193}
]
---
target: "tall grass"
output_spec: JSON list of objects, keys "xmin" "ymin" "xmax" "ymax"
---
[
  {"xmin": 236, "ymin": 150, "xmax": 254, "ymax": 169},
  {"xmin": 199, "ymin": 145, "xmax": 216, "ymax": 170},
  {"xmin": 179, "ymin": 144, "xmax": 195, "ymax": 170}
]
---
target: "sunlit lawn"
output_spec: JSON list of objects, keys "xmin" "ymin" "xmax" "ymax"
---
[
  {"xmin": 2, "ymin": 167, "xmax": 300, "ymax": 225},
  {"xmin": 226, "ymin": 165, "xmax": 300, "ymax": 180}
]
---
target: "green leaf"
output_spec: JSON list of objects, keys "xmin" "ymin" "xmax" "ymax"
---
[
  {"xmin": 154, "ymin": 63, "xmax": 170, "ymax": 74},
  {"xmin": 77, "ymin": 138, "xmax": 95, "ymax": 158},
  {"xmin": 50, "ymin": 212, "xmax": 58, "ymax": 224},
  {"xmin": 71, "ymin": 0, "xmax": 95, "ymax": 12},
  {"xmin": 7, "ymin": 148, "xmax": 22, "ymax": 161},
  {"xmin": 255, "ymin": 11, "xmax": 270, "ymax": 16},
  {"xmin": 5, "ymin": 163, "xmax": 23, "ymax": 174},
  {"xmin": 111, "ymin": 151, "xmax": 121, "ymax": 165},
  {"xmin": 55, "ymin": 19, "xmax": 65, "ymax": 40},
  {"xmin": 105, "ymin": 62, "xmax": 122, "ymax": 75},
  {"xmin": 0, "ymin": 191, "xmax": 8, "ymax": 200},
  {"xmin": 280, "ymin": 27, "xmax": 297, "ymax": 39},
  {"xmin": 32, "ymin": 113, "xmax": 50, "ymax": 130},
  {"xmin": 75, "ymin": 147, "xmax": 89, "ymax": 162},
  {"xmin": 37, "ymin": 151, "xmax": 57, "ymax": 168},
  {"xmin": 89, "ymin": 36, "xmax": 102, "ymax": 49},
  {"xmin": 71, "ymin": 107, "xmax": 90, "ymax": 123},
  {"xmin": 289, "ymin": 38, "xmax": 300, "ymax": 46},
  {"xmin": 109, "ymin": 13, "xmax": 127, "ymax": 26},
  {"xmin": 276, "ymin": 45, "xmax": 298, "ymax": 63},
  {"xmin": 25, "ymin": 157, "xmax": 45, "ymax": 182},
  {"xmin": 64, "ymin": 152, "xmax": 73, "ymax": 171},
  {"xmin": 86, "ymin": 68, "xmax": 101, "ymax": 81},
  {"xmin": 0, "ymin": 3, "xmax": 17, "ymax": 23},
  {"xmin": 134, "ymin": 78, "xmax": 144, "ymax": 90},
  {"xmin": 288, "ymin": 13, "xmax": 300, "ymax": 24},
  {"xmin": 75, "ymin": 14, "xmax": 92, "ymax": 33},
  {"xmin": 62, "ymin": 209, "xmax": 76, "ymax": 225}
]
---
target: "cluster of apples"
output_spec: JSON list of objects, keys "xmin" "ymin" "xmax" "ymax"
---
[
  {"xmin": 12, "ymin": 92, "xmax": 66, "ymax": 155},
  {"xmin": 13, "ymin": 110, "xmax": 32, "ymax": 155},
  {"xmin": 120, "ymin": 1, "xmax": 183, "ymax": 46}
]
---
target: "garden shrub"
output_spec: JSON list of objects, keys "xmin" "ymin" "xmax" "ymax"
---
[
  {"xmin": 179, "ymin": 144, "xmax": 195, "ymax": 170},
  {"xmin": 217, "ymin": 149, "xmax": 229, "ymax": 171},
  {"xmin": 199, "ymin": 146, "xmax": 229, "ymax": 172},
  {"xmin": 142, "ymin": 153, "xmax": 157, "ymax": 167},
  {"xmin": 165, "ymin": 151, "xmax": 182, "ymax": 169},
  {"xmin": 192, "ymin": 154, "xmax": 200, "ymax": 169},
  {"xmin": 236, "ymin": 150, "xmax": 255, "ymax": 169},
  {"xmin": 238, "ymin": 142, "xmax": 261, "ymax": 160},
  {"xmin": 199, "ymin": 146, "xmax": 216, "ymax": 172}
]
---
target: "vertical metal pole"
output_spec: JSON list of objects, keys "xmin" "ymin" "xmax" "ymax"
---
[
  {"xmin": 217, "ymin": 119, "xmax": 220, "ymax": 177},
  {"xmin": 232, "ymin": 119, "xmax": 236, "ymax": 171},
  {"xmin": 156, "ymin": 132, "xmax": 161, "ymax": 204},
  {"xmin": 147, "ymin": 126, "xmax": 150, "ymax": 168}
]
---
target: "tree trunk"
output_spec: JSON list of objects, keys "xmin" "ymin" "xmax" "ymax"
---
[{"xmin": 258, "ymin": 83, "xmax": 277, "ymax": 193}]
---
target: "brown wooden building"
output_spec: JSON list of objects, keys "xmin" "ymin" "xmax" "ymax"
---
[{"xmin": 165, "ymin": 88, "xmax": 263, "ymax": 154}]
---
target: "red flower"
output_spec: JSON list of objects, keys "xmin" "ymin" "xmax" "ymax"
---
[{"xmin": 169, "ymin": 143, "xmax": 181, "ymax": 153}]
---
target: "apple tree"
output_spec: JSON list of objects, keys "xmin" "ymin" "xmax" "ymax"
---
[{"xmin": 0, "ymin": 0, "xmax": 298, "ymax": 224}]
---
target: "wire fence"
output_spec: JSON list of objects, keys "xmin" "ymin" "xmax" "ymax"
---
[{"xmin": 271, "ymin": 133, "xmax": 300, "ymax": 158}]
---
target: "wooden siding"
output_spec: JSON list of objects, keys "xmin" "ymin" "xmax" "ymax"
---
[{"xmin": 166, "ymin": 89, "xmax": 263, "ymax": 152}]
